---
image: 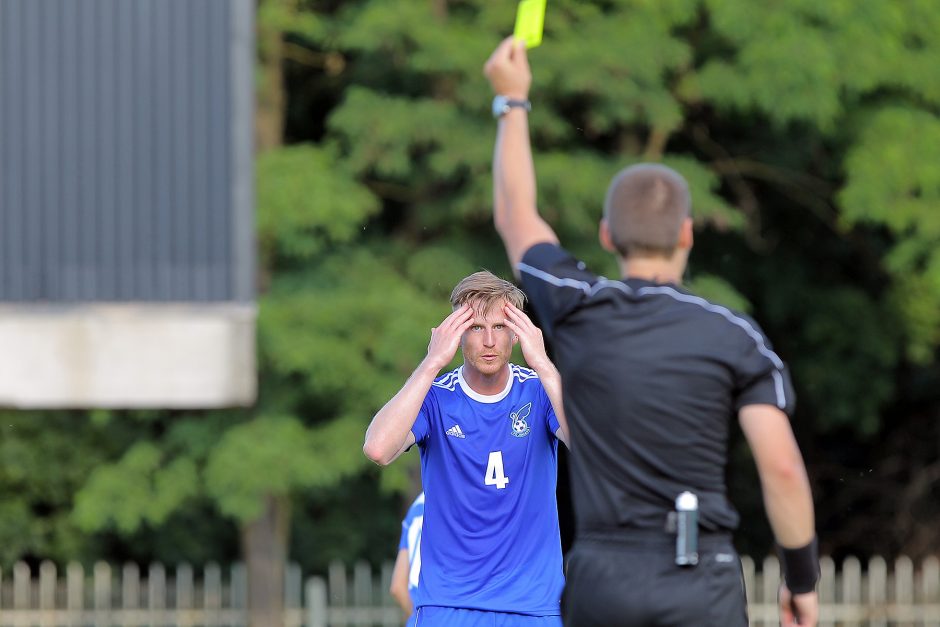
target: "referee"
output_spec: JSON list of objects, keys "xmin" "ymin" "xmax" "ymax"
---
[{"xmin": 483, "ymin": 37, "xmax": 819, "ymax": 627}]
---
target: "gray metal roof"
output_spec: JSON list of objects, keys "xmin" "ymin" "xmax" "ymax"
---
[{"xmin": 0, "ymin": 0, "xmax": 255, "ymax": 302}]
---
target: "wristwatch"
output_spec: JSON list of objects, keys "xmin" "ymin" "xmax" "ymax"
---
[{"xmin": 492, "ymin": 95, "xmax": 531, "ymax": 118}]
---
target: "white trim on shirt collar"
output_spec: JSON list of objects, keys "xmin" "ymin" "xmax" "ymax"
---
[{"xmin": 456, "ymin": 365, "xmax": 514, "ymax": 403}]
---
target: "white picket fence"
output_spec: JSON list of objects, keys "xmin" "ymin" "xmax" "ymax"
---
[
  {"xmin": 745, "ymin": 555, "xmax": 940, "ymax": 626},
  {"xmin": 0, "ymin": 555, "xmax": 938, "ymax": 626},
  {"xmin": 0, "ymin": 561, "xmax": 401, "ymax": 627}
]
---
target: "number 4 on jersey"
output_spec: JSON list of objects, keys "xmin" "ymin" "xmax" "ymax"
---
[{"xmin": 485, "ymin": 451, "xmax": 510, "ymax": 489}]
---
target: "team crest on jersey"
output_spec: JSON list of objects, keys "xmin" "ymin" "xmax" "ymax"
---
[{"xmin": 509, "ymin": 402, "xmax": 532, "ymax": 438}]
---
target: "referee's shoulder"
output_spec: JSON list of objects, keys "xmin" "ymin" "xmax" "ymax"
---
[{"xmin": 656, "ymin": 287, "xmax": 772, "ymax": 340}]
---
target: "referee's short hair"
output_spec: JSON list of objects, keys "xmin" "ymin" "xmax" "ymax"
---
[
  {"xmin": 451, "ymin": 271, "xmax": 526, "ymax": 318},
  {"xmin": 603, "ymin": 163, "xmax": 691, "ymax": 258}
]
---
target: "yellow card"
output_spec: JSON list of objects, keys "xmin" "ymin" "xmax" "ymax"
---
[{"xmin": 513, "ymin": 0, "xmax": 546, "ymax": 49}]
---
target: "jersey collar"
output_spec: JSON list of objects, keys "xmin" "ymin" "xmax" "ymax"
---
[{"xmin": 456, "ymin": 365, "xmax": 514, "ymax": 403}]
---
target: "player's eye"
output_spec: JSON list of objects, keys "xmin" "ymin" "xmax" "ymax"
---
[
  {"xmin": 471, "ymin": 325, "xmax": 483, "ymax": 331},
  {"xmin": 494, "ymin": 324, "xmax": 505, "ymax": 330}
]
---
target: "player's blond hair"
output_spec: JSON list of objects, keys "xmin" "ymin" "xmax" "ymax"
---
[{"xmin": 450, "ymin": 271, "xmax": 525, "ymax": 318}]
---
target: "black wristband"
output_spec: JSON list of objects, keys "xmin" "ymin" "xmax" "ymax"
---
[{"xmin": 777, "ymin": 537, "xmax": 819, "ymax": 594}]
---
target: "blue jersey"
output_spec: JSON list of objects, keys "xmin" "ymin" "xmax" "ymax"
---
[
  {"xmin": 399, "ymin": 491, "xmax": 425, "ymax": 626},
  {"xmin": 410, "ymin": 364, "xmax": 564, "ymax": 615}
]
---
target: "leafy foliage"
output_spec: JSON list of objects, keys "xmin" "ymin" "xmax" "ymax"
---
[
  {"xmin": 3, "ymin": 0, "xmax": 939, "ymax": 571},
  {"xmin": 74, "ymin": 443, "xmax": 199, "ymax": 533},
  {"xmin": 839, "ymin": 107, "xmax": 940, "ymax": 362},
  {"xmin": 256, "ymin": 144, "xmax": 381, "ymax": 266}
]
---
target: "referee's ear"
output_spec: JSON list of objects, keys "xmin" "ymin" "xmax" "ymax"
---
[
  {"xmin": 598, "ymin": 219, "xmax": 617, "ymax": 253},
  {"xmin": 677, "ymin": 217, "xmax": 694, "ymax": 251}
]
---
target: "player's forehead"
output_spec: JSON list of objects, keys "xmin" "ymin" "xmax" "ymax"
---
[{"xmin": 457, "ymin": 297, "xmax": 509, "ymax": 322}]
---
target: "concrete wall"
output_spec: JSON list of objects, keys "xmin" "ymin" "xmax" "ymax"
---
[
  {"xmin": 0, "ymin": 304, "xmax": 256, "ymax": 408},
  {"xmin": 0, "ymin": 0, "xmax": 257, "ymax": 408}
]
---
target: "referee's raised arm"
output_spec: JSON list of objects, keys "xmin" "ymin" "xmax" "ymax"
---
[{"xmin": 484, "ymin": 36, "xmax": 558, "ymax": 276}]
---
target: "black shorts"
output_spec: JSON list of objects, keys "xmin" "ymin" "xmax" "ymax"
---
[{"xmin": 562, "ymin": 531, "xmax": 748, "ymax": 627}]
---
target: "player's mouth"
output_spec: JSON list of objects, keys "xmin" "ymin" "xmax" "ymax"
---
[{"xmin": 481, "ymin": 354, "xmax": 499, "ymax": 361}]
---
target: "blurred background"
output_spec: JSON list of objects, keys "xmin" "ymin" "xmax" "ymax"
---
[{"xmin": 1, "ymin": 0, "xmax": 939, "ymax": 625}]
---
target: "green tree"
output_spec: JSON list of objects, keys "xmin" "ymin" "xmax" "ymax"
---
[
  {"xmin": 305, "ymin": 0, "xmax": 940, "ymax": 556},
  {"xmin": 0, "ymin": 412, "xmax": 119, "ymax": 568}
]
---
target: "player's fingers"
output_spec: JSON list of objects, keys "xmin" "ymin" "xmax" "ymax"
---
[
  {"xmin": 445, "ymin": 314, "xmax": 473, "ymax": 338},
  {"xmin": 503, "ymin": 319, "xmax": 534, "ymax": 347},
  {"xmin": 458, "ymin": 304, "xmax": 475, "ymax": 323},
  {"xmin": 437, "ymin": 309, "xmax": 469, "ymax": 338},
  {"xmin": 446, "ymin": 305, "xmax": 473, "ymax": 326},
  {"xmin": 504, "ymin": 303, "xmax": 534, "ymax": 331},
  {"xmin": 504, "ymin": 302, "xmax": 531, "ymax": 322},
  {"xmin": 503, "ymin": 315, "xmax": 528, "ymax": 339},
  {"xmin": 501, "ymin": 306, "xmax": 526, "ymax": 328},
  {"xmin": 502, "ymin": 316, "xmax": 522, "ymax": 335},
  {"xmin": 458, "ymin": 314, "xmax": 474, "ymax": 328},
  {"xmin": 443, "ymin": 304, "xmax": 472, "ymax": 325},
  {"xmin": 454, "ymin": 315, "xmax": 475, "ymax": 337}
]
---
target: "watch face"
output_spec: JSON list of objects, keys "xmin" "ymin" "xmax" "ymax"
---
[
  {"xmin": 492, "ymin": 96, "xmax": 509, "ymax": 118},
  {"xmin": 492, "ymin": 96, "xmax": 529, "ymax": 118}
]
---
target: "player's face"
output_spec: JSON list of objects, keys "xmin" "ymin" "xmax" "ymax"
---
[{"xmin": 460, "ymin": 300, "xmax": 515, "ymax": 377}]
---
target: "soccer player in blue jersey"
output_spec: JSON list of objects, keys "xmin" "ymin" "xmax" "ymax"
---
[
  {"xmin": 390, "ymin": 492, "xmax": 424, "ymax": 627},
  {"xmin": 364, "ymin": 271, "xmax": 568, "ymax": 627}
]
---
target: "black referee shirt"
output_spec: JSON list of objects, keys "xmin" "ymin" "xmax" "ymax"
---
[{"xmin": 520, "ymin": 243, "xmax": 796, "ymax": 534}]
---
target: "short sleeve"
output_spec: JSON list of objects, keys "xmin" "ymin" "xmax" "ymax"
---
[
  {"xmin": 518, "ymin": 243, "xmax": 598, "ymax": 340},
  {"xmin": 410, "ymin": 393, "xmax": 435, "ymax": 445},
  {"xmin": 732, "ymin": 318, "xmax": 796, "ymax": 416},
  {"xmin": 398, "ymin": 519, "xmax": 409, "ymax": 550},
  {"xmin": 541, "ymin": 384, "xmax": 561, "ymax": 438}
]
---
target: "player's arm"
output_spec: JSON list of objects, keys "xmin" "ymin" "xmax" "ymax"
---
[
  {"xmin": 389, "ymin": 547, "xmax": 413, "ymax": 617},
  {"xmin": 503, "ymin": 303, "xmax": 569, "ymax": 447},
  {"xmin": 543, "ymin": 364, "xmax": 569, "ymax": 448},
  {"xmin": 739, "ymin": 404, "xmax": 819, "ymax": 627},
  {"xmin": 484, "ymin": 37, "xmax": 559, "ymax": 277},
  {"xmin": 364, "ymin": 305, "xmax": 475, "ymax": 466}
]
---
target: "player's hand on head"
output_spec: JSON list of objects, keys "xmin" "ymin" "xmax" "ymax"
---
[
  {"xmin": 503, "ymin": 303, "xmax": 550, "ymax": 371},
  {"xmin": 426, "ymin": 304, "xmax": 475, "ymax": 371},
  {"xmin": 779, "ymin": 585, "xmax": 818, "ymax": 627},
  {"xmin": 483, "ymin": 36, "xmax": 531, "ymax": 100}
]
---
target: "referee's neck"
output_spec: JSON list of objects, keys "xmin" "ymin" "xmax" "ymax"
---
[{"xmin": 620, "ymin": 256, "xmax": 685, "ymax": 285}]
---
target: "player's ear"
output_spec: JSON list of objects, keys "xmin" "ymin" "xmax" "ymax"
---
[{"xmin": 511, "ymin": 334, "xmax": 518, "ymax": 345}]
